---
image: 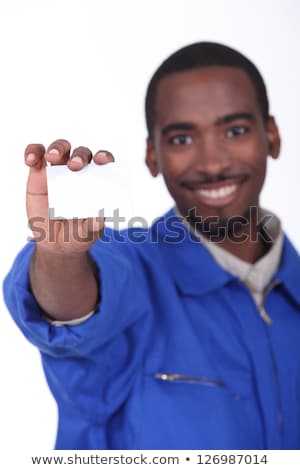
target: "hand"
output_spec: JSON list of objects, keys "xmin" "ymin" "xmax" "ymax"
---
[{"xmin": 25, "ymin": 139, "xmax": 114, "ymax": 254}]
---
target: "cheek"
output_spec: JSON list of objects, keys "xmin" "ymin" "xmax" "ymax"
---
[
  {"xmin": 248, "ymin": 147, "xmax": 268, "ymax": 182},
  {"xmin": 158, "ymin": 157, "xmax": 186, "ymax": 196},
  {"xmin": 158, "ymin": 144, "xmax": 196, "ymax": 175},
  {"xmin": 233, "ymin": 139, "xmax": 269, "ymax": 181},
  {"xmin": 254, "ymin": 159, "xmax": 268, "ymax": 194},
  {"xmin": 242, "ymin": 156, "xmax": 268, "ymax": 207},
  {"xmin": 156, "ymin": 153, "xmax": 181, "ymax": 179}
]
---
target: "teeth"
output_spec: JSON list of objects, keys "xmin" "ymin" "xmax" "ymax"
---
[{"xmin": 197, "ymin": 184, "xmax": 238, "ymax": 199}]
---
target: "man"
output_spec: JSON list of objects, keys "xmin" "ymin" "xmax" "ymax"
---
[{"xmin": 3, "ymin": 42, "xmax": 300, "ymax": 450}]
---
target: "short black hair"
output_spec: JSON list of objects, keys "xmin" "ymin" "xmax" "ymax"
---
[{"xmin": 145, "ymin": 41, "xmax": 269, "ymax": 139}]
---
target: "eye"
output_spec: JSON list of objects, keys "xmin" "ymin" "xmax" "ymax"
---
[
  {"xmin": 226, "ymin": 126, "xmax": 249, "ymax": 138},
  {"xmin": 168, "ymin": 135, "xmax": 193, "ymax": 145}
]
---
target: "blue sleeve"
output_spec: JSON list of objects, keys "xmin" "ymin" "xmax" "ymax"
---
[
  {"xmin": 3, "ymin": 232, "xmax": 149, "ymax": 357},
  {"xmin": 2, "ymin": 231, "xmax": 151, "ymax": 447}
]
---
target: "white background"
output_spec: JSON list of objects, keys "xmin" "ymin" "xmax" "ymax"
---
[{"xmin": 0, "ymin": 0, "xmax": 299, "ymax": 453}]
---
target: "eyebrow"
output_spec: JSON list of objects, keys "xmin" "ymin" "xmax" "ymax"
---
[
  {"xmin": 161, "ymin": 122, "xmax": 196, "ymax": 136},
  {"xmin": 214, "ymin": 112, "xmax": 256, "ymax": 126},
  {"xmin": 161, "ymin": 112, "xmax": 256, "ymax": 136}
]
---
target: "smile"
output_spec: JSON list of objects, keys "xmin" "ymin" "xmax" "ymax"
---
[
  {"xmin": 182, "ymin": 177, "xmax": 246, "ymax": 208},
  {"xmin": 196, "ymin": 184, "xmax": 238, "ymax": 200},
  {"xmin": 193, "ymin": 181, "xmax": 242, "ymax": 208}
]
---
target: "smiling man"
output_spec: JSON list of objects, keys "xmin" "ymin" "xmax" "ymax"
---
[
  {"xmin": 145, "ymin": 47, "xmax": 280, "ymax": 260},
  {"xmin": 4, "ymin": 42, "xmax": 300, "ymax": 450}
]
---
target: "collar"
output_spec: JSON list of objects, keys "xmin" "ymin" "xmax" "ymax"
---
[
  {"xmin": 177, "ymin": 206, "xmax": 284, "ymax": 294},
  {"xmin": 152, "ymin": 208, "xmax": 300, "ymax": 306},
  {"xmin": 152, "ymin": 208, "xmax": 235, "ymax": 296},
  {"xmin": 275, "ymin": 235, "xmax": 300, "ymax": 306}
]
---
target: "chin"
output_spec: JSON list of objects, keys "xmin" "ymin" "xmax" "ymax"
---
[{"xmin": 185, "ymin": 204, "xmax": 253, "ymax": 240}]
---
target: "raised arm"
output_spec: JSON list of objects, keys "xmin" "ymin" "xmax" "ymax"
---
[{"xmin": 25, "ymin": 138, "xmax": 114, "ymax": 321}]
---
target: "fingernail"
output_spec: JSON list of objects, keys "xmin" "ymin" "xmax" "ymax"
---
[
  {"xmin": 26, "ymin": 153, "xmax": 36, "ymax": 162},
  {"xmin": 48, "ymin": 148, "xmax": 60, "ymax": 155},
  {"xmin": 96, "ymin": 152, "xmax": 114, "ymax": 161},
  {"xmin": 71, "ymin": 156, "xmax": 83, "ymax": 165}
]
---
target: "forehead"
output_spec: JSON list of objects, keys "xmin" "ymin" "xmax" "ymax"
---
[{"xmin": 154, "ymin": 66, "xmax": 261, "ymax": 125}]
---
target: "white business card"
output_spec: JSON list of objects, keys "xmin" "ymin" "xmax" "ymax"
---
[{"xmin": 46, "ymin": 162, "xmax": 133, "ymax": 220}]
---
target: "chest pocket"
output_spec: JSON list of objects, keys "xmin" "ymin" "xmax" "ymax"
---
[
  {"xmin": 152, "ymin": 370, "xmax": 252, "ymax": 399},
  {"xmin": 136, "ymin": 369, "xmax": 262, "ymax": 449},
  {"xmin": 154, "ymin": 372, "xmax": 225, "ymax": 387}
]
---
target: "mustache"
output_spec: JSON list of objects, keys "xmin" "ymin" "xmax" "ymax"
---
[{"xmin": 181, "ymin": 172, "xmax": 250, "ymax": 186}]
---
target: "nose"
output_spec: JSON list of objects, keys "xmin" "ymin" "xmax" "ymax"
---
[{"xmin": 192, "ymin": 135, "xmax": 232, "ymax": 177}]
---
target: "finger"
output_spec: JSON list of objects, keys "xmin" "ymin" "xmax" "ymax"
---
[
  {"xmin": 83, "ymin": 217, "xmax": 105, "ymax": 233},
  {"xmin": 67, "ymin": 218, "xmax": 105, "ymax": 245},
  {"xmin": 67, "ymin": 146, "xmax": 93, "ymax": 171},
  {"xmin": 93, "ymin": 150, "xmax": 115, "ymax": 165},
  {"xmin": 45, "ymin": 139, "xmax": 71, "ymax": 165},
  {"xmin": 80, "ymin": 217, "xmax": 105, "ymax": 242},
  {"xmin": 25, "ymin": 144, "xmax": 46, "ymax": 170}
]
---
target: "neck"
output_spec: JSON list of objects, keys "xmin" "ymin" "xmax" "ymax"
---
[
  {"xmin": 189, "ymin": 208, "xmax": 272, "ymax": 264},
  {"xmin": 209, "ymin": 231, "xmax": 270, "ymax": 263}
]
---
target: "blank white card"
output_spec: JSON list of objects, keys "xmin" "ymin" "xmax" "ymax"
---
[{"xmin": 46, "ymin": 162, "xmax": 133, "ymax": 220}]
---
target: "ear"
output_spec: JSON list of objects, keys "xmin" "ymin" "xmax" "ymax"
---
[
  {"xmin": 145, "ymin": 138, "xmax": 160, "ymax": 177},
  {"xmin": 266, "ymin": 116, "xmax": 281, "ymax": 159}
]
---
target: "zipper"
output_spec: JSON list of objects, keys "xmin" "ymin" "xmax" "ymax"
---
[
  {"xmin": 261, "ymin": 279, "xmax": 284, "ymax": 433},
  {"xmin": 154, "ymin": 373, "xmax": 225, "ymax": 387}
]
